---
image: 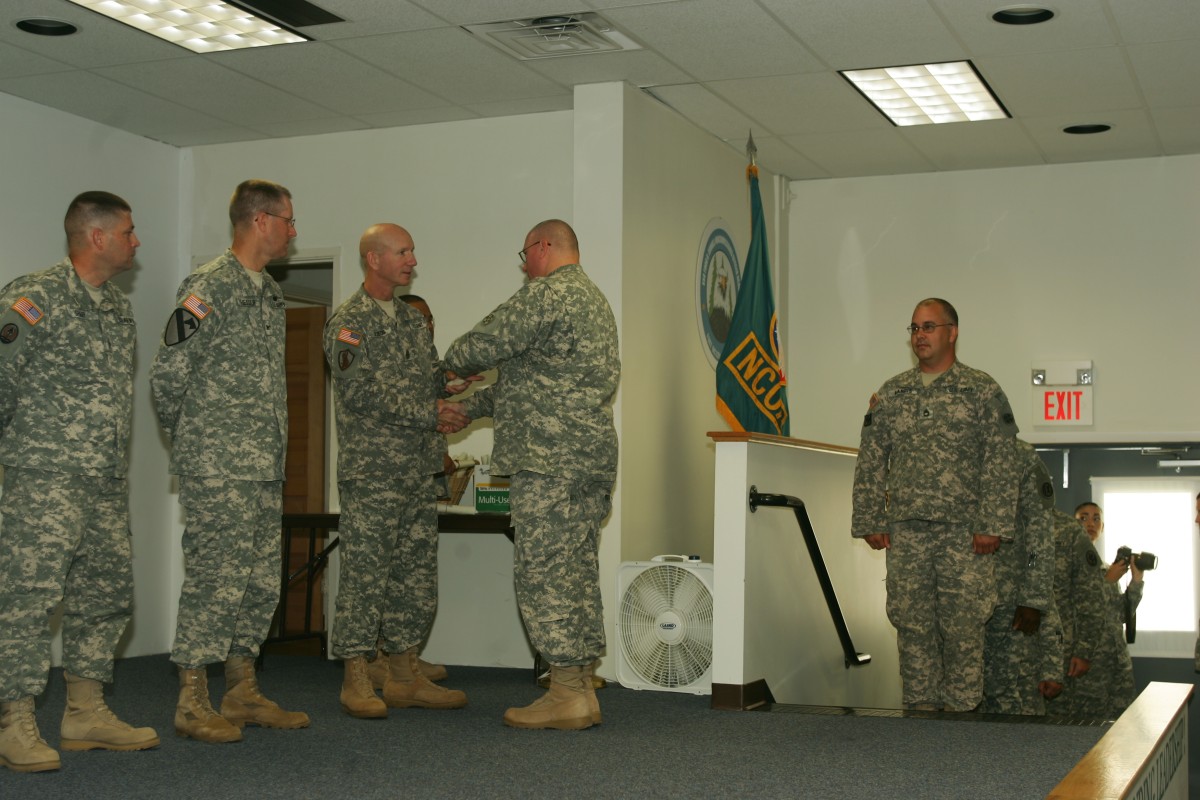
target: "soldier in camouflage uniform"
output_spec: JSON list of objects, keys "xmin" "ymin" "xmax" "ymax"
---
[
  {"xmin": 151, "ymin": 180, "xmax": 308, "ymax": 743},
  {"xmin": 852, "ymin": 298, "xmax": 1019, "ymax": 712},
  {"xmin": 0, "ymin": 192, "xmax": 158, "ymax": 772},
  {"xmin": 444, "ymin": 219, "xmax": 619, "ymax": 730},
  {"xmin": 324, "ymin": 224, "xmax": 470, "ymax": 718},
  {"xmin": 981, "ymin": 440, "xmax": 1061, "ymax": 715},
  {"xmin": 1068, "ymin": 502, "xmax": 1143, "ymax": 718},
  {"xmin": 1043, "ymin": 510, "xmax": 1108, "ymax": 718}
]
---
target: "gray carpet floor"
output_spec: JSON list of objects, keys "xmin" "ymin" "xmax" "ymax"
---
[{"xmin": 0, "ymin": 654, "xmax": 1109, "ymax": 799}]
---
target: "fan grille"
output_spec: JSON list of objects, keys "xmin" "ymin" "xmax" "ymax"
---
[{"xmin": 619, "ymin": 564, "xmax": 713, "ymax": 688}]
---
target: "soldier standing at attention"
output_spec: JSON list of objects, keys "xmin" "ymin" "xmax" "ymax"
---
[
  {"xmin": 325, "ymin": 224, "xmax": 470, "ymax": 718},
  {"xmin": 981, "ymin": 440, "xmax": 1060, "ymax": 715},
  {"xmin": 444, "ymin": 219, "xmax": 619, "ymax": 730},
  {"xmin": 151, "ymin": 179, "xmax": 308, "ymax": 743},
  {"xmin": 0, "ymin": 192, "xmax": 158, "ymax": 772},
  {"xmin": 852, "ymin": 298, "xmax": 1018, "ymax": 711}
]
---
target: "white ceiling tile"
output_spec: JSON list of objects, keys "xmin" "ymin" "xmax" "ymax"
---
[
  {"xmin": 1108, "ymin": 0, "xmax": 1200, "ymax": 44},
  {"xmin": 1150, "ymin": 106, "xmax": 1200, "ymax": 154},
  {"xmin": 931, "ymin": 0, "xmax": 1118, "ymax": 57},
  {"xmin": 215, "ymin": 43, "xmax": 452, "ymax": 115},
  {"xmin": 1126, "ymin": 40, "xmax": 1200, "ymax": 108},
  {"xmin": 356, "ymin": 107, "xmax": 481, "ymax": 128},
  {"xmin": 293, "ymin": 0, "xmax": 448, "ymax": 39},
  {"xmin": 333, "ymin": 27, "xmax": 569, "ymax": 104},
  {"xmin": 646, "ymin": 84, "xmax": 766, "ymax": 140},
  {"xmin": 977, "ymin": 47, "xmax": 1144, "ymax": 116},
  {"xmin": 603, "ymin": 0, "xmax": 825, "ymax": 81},
  {"xmin": 524, "ymin": 48, "xmax": 691, "ymax": 89},
  {"xmin": 252, "ymin": 117, "xmax": 371, "ymax": 139},
  {"xmin": 465, "ymin": 95, "xmax": 574, "ymax": 117},
  {"xmin": 708, "ymin": 72, "xmax": 889, "ymax": 136},
  {"xmin": 406, "ymin": 0, "xmax": 589, "ymax": 25},
  {"xmin": 782, "ymin": 129, "xmax": 937, "ymax": 177},
  {"xmin": 1022, "ymin": 108, "xmax": 1165, "ymax": 163},
  {"xmin": 95, "ymin": 58, "xmax": 337, "ymax": 125},
  {"xmin": 0, "ymin": 40, "xmax": 73, "ymax": 79},
  {"xmin": 760, "ymin": 0, "xmax": 965, "ymax": 68},
  {"xmin": 900, "ymin": 119, "xmax": 1046, "ymax": 171}
]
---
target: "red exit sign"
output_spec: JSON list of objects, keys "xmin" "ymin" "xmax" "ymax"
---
[{"xmin": 1033, "ymin": 386, "xmax": 1093, "ymax": 426}]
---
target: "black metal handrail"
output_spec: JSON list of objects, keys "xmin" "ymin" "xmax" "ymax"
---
[{"xmin": 748, "ymin": 486, "xmax": 871, "ymax": 668}]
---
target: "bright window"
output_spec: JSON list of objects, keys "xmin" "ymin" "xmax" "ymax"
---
[{"xmin": 1090, "ymin": 477, "xmax": 1200, "ymax": 657}]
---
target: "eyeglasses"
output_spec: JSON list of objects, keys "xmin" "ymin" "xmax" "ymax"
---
[
  {"xmin": 906, "ymin": 322, "xmax": 955, "ymax": 335},
  {"xmin": 262, "ymin": 211, "xmax": 296, "ymax": 228},
  {"xmin": 518, "ymin": 241, "xmax": 547, "ymax": 263}
]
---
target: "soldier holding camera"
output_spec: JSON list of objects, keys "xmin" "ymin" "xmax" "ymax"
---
[{"xmin": 1069, "ymin": 502, "xmax": 1147, "ymax": 717}]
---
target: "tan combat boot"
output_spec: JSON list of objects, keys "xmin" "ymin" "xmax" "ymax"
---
[
  {"xmin": 220, "ymin": 656, "xmax": 310, "ymax": 729},
  {"xmin": 382, "ymin": 648, "xmax": 467, "ymax": 709},
  {"xmin": 0, "ymin": 697, "xmax": 60, "ymax": 772},
  {"xmin": 503, "ymin": 665, "xmax": 596, "ymax": 730},
  {"xmin": 175, "ymin": 667, "xmax": 241, "ymax": 743},
  {"xmin": 60, "ymin": 672, "xmax": 159, "ymax": 751},
  {"xmin": 341, "ymin": 656, "xmax": 387, "ymax": 719},
  {"xmin": 368, "ymin": 649, "xmax": 447, "ymax": 689}
]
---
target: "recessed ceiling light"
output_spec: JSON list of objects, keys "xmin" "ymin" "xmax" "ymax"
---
[
  {"xmin": 992, "ymin": 6, "xmax": 1055, "ymax": 25},
  {"xmin": 61, "ymin": 0, "xmax": 309, "ymax": 52},
  {"xmin": 1063, "ymin": 124, "xmax": 1111, "ymax": 135},
  {"xmin": 15, "ymin": 18, "xmax": 78, "ymax": 36},
  {"xmin": 840, "ymin": 61, "xmax": 1010, "ymax": 127}
]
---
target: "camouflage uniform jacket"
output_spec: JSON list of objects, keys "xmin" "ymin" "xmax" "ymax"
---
[
  {"xmin": 150, "ymin": 250, "xmax": 287, "ymax": 480},
  {"xmin": 324, "ymin": 287, "xmax": 442, "ymax": 481},
  {"xmin": 852, "ymin": 361, "xmax": 1019, "ymax": 539},
  {"xmin": 0, "ymin": 259, "xmax": 135, "ymax": 477},
  {"xmin": 1051, "ymin": 511, "xmax": 1107, "ymax": 664},
  {"xmin": 998, "ymin": 440, "xmax": 1056, "ymax": 613},
  {"xmin": 444, "ymin": 263, "xmax": 619, "ymax": 481}
]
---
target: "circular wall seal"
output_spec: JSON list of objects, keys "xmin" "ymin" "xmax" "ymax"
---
[{"xmin": 695, "ymin": 218, "xmax": 740, "ymax": 369}]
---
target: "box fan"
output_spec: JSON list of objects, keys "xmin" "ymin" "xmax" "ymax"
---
[{"xmin": 615, "ymin": 555, "xmax": 713, "ymax": 694}]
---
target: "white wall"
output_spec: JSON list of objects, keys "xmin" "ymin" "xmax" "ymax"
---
[
  {"xmin": 618, "ymin": 83, "xmax": 784, "ymax": 563},
  {"xmin": 788, "ymin": 155, "xmax": 1200, "ymax": 447},
  {"xmin": 0, "ymin": 91, "xmax": 184, "ymax": 657}
]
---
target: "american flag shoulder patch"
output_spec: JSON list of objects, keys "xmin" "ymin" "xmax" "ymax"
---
[
  {"xmin": 182, "ymin": 294, "xmax": 211, "ymax": 319},
  {"xmin": 337, "ymin": 327, "xmax": 362, "ymax": 346},
  {"xmin": 12, "ymin": 297, "xmax": 43, "ymax": 325}
]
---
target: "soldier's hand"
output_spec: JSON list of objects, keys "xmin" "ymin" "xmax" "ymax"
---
[
  {"xmin": 863, "ymin": 533, "xmax": 890, "ymax": 550},
  {"xmin": 436, "ymin": 399, "xmax": 470, "ymax": 433},
  {"xmin": 444, "ymin": 370, "xmax": 483, "ymax": 395},
  {"xmin": 1105, "ymin": 561, "xmax": 1128, "ymax": 583},
  {"xmin": 972, "ymin": 534, "xmax": 1000, "ymax": 554},
  {"xmin": 1067, "ymin": 656, "xmax": 1091, "ymax": 678},
  {"xmin": 1039, "ymin": 680, "xmax": 1063, "ymax": 700},
  {"xmin": 1011, "ymin": 605, "xmax": 1042, "ymax": 635}
]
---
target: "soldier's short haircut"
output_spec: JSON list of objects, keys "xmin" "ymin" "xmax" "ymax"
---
[
  {"xmin": 397, "ymin": 294, "xmax": 425, "ymax": 304},
  {"xmin": 530, "ymin": 219, "xmax": 579, "ymax": 254},
  {"xmin": 1074, "ymin": 501, "xmax": 1101, "ymax": 514},
  {"xmin": 916, "ymin": 297, "xmax": 958, "ymax": 325},
  {"xmin": 229, "ymin": 179, "xmax": 291, "ymax": 228},
  {"xmin": 64, "ymin": 191, "xmax": 132, "ymax": 246}
]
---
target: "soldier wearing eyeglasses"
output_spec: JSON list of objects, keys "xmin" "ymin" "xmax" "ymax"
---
[
  {"xmin": 150, "ymin": 179, "xmax": 308, "ymax": 743},
  {"xmin": 851, "ymin": 297, "xmax": 1019, "ymax": 712}
]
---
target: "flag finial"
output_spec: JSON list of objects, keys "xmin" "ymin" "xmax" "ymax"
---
[{"xmin": 745, "ymin": 130, "xmax": 757, "ymax": 166}]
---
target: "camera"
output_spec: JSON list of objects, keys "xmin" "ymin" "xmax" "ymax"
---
[{"xmin": 1115, "ymin": 546, "xmax": 1158, "ymax": 571}]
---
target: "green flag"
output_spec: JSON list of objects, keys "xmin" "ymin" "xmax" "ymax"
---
[{"xmin": 715, "ymin": 165, "xmax": 790, "ymax": 436}]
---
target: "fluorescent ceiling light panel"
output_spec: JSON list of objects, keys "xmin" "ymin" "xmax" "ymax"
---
[
  {"xmin": 840, "ymin": 61, "xmax": 1009, "ymax": 126},
  {"xmin": 65, "ymin": 0, "xmax": 307, "ymax": 52}
]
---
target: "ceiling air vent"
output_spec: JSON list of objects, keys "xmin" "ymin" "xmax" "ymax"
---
[{"xmin": 463, "ymin": 13, "xmax": 642, "ymax": 60}]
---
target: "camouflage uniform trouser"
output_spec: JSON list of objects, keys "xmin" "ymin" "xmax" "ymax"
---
[
  {"xmin": 171, "ymin": 477, "xmax": 282, "ymax": 668},
  {"xmin": 510, "ymin": 471, "xmax": 611, "ymax": 667},
  {"xmin": 982, "ymin": 604, "xmax": 1044, "ymax": 715},
  {"xmin": 0, "ymin": 468, "xmax": 131, "ymax": 699},
  {"xmin": 887, "ymin": 521, "xmax": 996, "ymax": 710},
  {"xmin": 1054, "ymin": 641, "xmax": 1133, "ymax": 719},
  {"xmin": 332, "ymin": 475, "xmax": 437, "ymax": 658}
]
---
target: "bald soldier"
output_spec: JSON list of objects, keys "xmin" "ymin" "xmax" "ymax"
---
[
  {"xmin": 325, "ymin": 224, "xmax": 471, "ymax": 718},
  {"xmin": 0, "ymin": 192, "xmax": 157, "ymax": 772},
  {"xmin": 445, "ymin": 219, "xmax": 620, "ymax": 730}
]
